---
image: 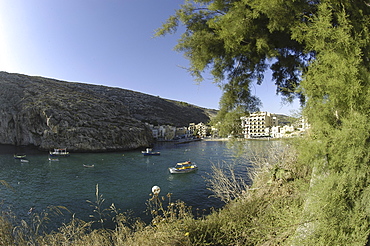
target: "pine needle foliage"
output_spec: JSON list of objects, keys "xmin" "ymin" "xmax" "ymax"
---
[
  {"xmin": 157, "ymin": 1, "xmax": 370, "ymax": 244},
  {"xmin": 289, "ymin": 3, "xmax": 370, "ymax": 244}
]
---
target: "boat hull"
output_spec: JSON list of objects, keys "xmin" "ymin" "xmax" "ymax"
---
[
  {"xmin": 14, "ymin": 155, "xmax": 26, "ymax": 159},
  {"xmin": 49, "ymin": 153, "xmax": 70, "ymax": 157},
  {"xmin": 169, "ymin": 165, "xmax": 198, "ymax": 174},
  {"xmin": 49, "ymin": 148, "xmax": 70, "ymax": 157},
  {"xmin": 142, "ymin": 152, "xmax": 160, "ymax": 156}
]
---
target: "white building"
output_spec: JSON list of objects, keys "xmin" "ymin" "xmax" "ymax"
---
[
  {"xmin": 270, "ymin": 125, "xmax": 296, "ymax": 138},
  {"xmin": 175, "ymin": 126, "xmax": 187, "ymax": 138},
  {"xmin": 297, "ymin": 117, "xmax": 310, "ymax": 132},
  {"xmin": 188, "ymin": 122, "xmax": 209, "ymax": 138},
  {"xmin": 147, "ymin": 124, "xmax": 177, "ymax": 140},
  {"xmin": 241, "ymin": 112, "xmax": 278, "ymax": 138},
  {"xmin": 188, "ymin": 123, "xmax": 196, "ymax": 136},
  {"xmin": 270, "ymin": 126, "xmax": 281, "ymax": 138},
  {"xmin": 197, "ymin": 122, "xmax": 208, "ymax": 138}
]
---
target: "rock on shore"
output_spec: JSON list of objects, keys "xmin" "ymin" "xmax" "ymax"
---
[{"xmin": 0, "ymin": 72, "xmax": 216, "ymax": 152}]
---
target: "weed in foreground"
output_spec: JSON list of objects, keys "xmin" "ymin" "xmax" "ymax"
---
[
  {"xmin": 86, "ymin": 183, "xmax": 111, "ymax": 229},
  {"xmin": 147, "ymin": 185, "xmax": 194, "ymax": 226},
  {"xmin": 206, "ymin": 161, "xmax": 249, "ymax": 203}
]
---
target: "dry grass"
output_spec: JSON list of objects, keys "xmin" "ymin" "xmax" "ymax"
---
[
  {"xmin": 206, "ymin": 162, "xmax": 249, "ymax": 203},
  {"xmin": 0, "ymin": 215, "xmax": 14, "ymax": 245}
]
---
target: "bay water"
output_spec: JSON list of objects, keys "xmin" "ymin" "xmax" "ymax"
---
[{"xmin": 0, "ymin": 139, "xmax": 273, "ymax": 229}]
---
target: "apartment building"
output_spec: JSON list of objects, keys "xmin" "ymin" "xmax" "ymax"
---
[
  {"xmin": 195, "ymin": 122, "xmax": 208, "ymax": 138},
  {"xmin": 188, "ymin": 123, "xmax": 196, "ymax": 136},
  {"xmin": 241, "ymin": 112, "xmax": 278, "ymax": 138}
]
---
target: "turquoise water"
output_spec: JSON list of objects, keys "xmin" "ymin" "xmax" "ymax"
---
[{"xmin": 0, "ymin": 140, "xmax": 272, "ymax": 227}]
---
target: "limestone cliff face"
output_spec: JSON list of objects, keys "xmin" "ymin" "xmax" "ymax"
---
[{"xmin": 0, "ymin": 72, "xmax": 215, "ymax": 151}]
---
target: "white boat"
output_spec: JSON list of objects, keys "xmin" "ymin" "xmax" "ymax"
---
[
  {"xmin": 49, "ymin": 148, "xmax": 70, "ymax": 157},
  {"xmin": 141, "ymin": 148, "xmax": 160, "ymax": 156},
  {"xmin": 83, "ymin": 164, "xmax": 95, "ymax": 168},
  {"xmin": 14, "ymin": 154, "xmax": 26, "ymax": 159},
  {"xmin": 169, "ymin": 161, "xmax": 198, "ymax": 174}
]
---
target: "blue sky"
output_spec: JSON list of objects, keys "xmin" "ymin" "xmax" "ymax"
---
[{"xmin": 0, "ymin": 0, "xmax": 300, "ymax": 115}]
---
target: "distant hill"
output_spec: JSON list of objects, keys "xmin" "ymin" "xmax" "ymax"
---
[
  {"xmin": 0, "ymin": 72, "xmax": 217, "ymax": 151},
  {"xmin": 275, "ymin": 114, "xmax": 292, "ymax": 126}
]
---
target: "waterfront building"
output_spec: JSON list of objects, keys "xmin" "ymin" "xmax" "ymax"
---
[
  {"xmin": 241, "ymin": 112, "xmax": 310, "ymax": 139},
  {"xmin": 210, "ymin": 125, "xmax": 219, "ymax": 138},
  {"xmin": 151, "ymin": 126, "xmax": 159, "ymax": 139},
  {"xmin": 270, "ymin": 126, "xmax": 281, "ymax": 138},
  {"xmin": 196, "ymin": 122, "xmax": 208, "ymax": 138},
  {"xmin": 188, "ymin": 123, "xmax": 196, "ymax": 136},
  {"xmin": 188, "ymin": 122, "xmax": 209, "ymax": 138},
  {"xmin": 175, "ymin": 126, "xmax": 187, "ymax": 138},
  {"xmin": 147, "ymin": 124, "xmax": 176, "ymax": 140},
  {"xmin": 241, "ymin": 112, "xmax": 278, "ymax": 138},
  {"xmin": 270, "ymin": 125, "xmax": 296, "ymax": 138},
  {"xmin": 148, "ymin": 122, "xmax": 211, "ymax": 140},
  {"xmin": 297, "ymin": 117, "xmax": 310, "ymax": 132}
]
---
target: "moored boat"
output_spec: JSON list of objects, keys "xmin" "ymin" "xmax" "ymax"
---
[
  {"xmin": 142, "ymin": 148, "xmax": 160, "ymax": 156},
  {"xmin": 169, "ymin": 161, "xmax": 198, "ymax": 174},
  {"xmin": 83, "ymin": 164, "xmax": 95, "ymax": 168},
  {"xmin": 14, "ymin": 154, "xmax": 26, "ymax": 159},
  {"xmin": 49, "ymin": 148, "xmax": 70, "ymax": 157}
]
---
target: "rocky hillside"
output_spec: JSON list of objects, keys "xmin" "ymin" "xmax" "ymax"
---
[{"xmin": 0, "ymin": 72, "xmax": 216, "ymax": 152}]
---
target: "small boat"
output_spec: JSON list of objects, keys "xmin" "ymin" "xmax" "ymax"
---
[
  {"xmin": 49, "ymin": 148, "xmax": 70, "ymax": 157},
  {"xmin": 48, "ymin": 158, "xmax": 59, "ymax": 162},
  {"xmin": 169, "ymin": 161, "xmax": 198, "ymax": 174},
  {"xmin": 141, "ymin": 148, "xmax": 160, "ymax": 156},
  {"xmin": 14, "ymin": 154, "xmax": 26, "ymax": 159},
  {"xmin": 20, "ymin": 159, "xmax": 29, "ymax": 163},
  {"xmin": 83, "ymin": 164, "xmax": 95, "ymax": 168}
]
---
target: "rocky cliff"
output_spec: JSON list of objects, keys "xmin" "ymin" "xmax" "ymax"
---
[{"xmin": 0, "ymin": 72, "xmax": 216, "ymax": 152}]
